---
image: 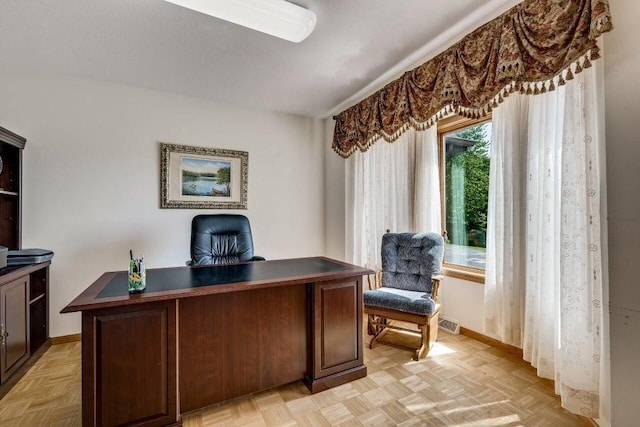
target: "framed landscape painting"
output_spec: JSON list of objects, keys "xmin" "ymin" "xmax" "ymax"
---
[{"xmin": 160, "ymin": 143, "xmax": 248, "ymax": 209}]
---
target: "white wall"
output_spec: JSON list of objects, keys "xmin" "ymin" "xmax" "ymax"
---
[
  {"xmin": 439, "ymin": 277, "xmax": 487, "ymax": 334},
  {"xmin": 0, "ymin": 65, "xmax": 325, "ymax": 338},
  {"xmin": 323, "ymin": 119, "xmax": 346, "ymax": 260},
  {"xmin": 603, "ymin": 0, "xmax": 640, "ymax": 425}
]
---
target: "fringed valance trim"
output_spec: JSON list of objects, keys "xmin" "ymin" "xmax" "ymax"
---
[
  {"xmin": 333, "ymin": 48, "xmax": 600, "ymax": 159},
  {"xmin": 332, "ymin": 0, "xmax": 613, "ymax": 158}
]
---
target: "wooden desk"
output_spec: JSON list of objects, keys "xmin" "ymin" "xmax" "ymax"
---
[{"xmin": 62, "ymin": 257, "xmax": 372, "ymax": 427}]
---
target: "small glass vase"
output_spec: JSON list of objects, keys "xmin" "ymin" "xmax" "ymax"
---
[{"xmin": 128, "ymin": 260, "xmax": 146, "ymax": 293}]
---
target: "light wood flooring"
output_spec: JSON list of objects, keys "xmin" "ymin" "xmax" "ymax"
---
[{"xmin": 0, "ymin": 330, "xmax": 591, "ymax": 426}]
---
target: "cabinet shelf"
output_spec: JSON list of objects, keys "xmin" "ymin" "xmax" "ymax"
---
[{"xmin": 29, "ymin": 293, "xmax": 45, "ymax": 305}]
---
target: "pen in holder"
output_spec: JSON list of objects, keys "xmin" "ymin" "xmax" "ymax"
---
[{"xmin": 128, "ymin": 252, "xmax": 146, "ymax": 293}]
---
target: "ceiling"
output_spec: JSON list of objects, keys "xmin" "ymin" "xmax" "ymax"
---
[{"xmin": 0, "ymin": 0, "xmax": 521, "ymax": 118}]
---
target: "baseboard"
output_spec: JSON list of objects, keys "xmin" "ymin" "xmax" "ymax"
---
[
  {"xmin": 459, "ymin": 327, "xmax": 523, "ymax": 359},
  {"xmin": 50, "ymin": 333, "xmax": 81, "ymax": 345}
]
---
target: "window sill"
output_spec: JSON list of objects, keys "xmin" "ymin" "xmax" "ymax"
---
[{"xmin": 443, "ymin": 267, "xmax": 485, "ymax": 284}]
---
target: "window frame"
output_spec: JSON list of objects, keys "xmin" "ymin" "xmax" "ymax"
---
[{"xmin": 437, "ymin": 114, "xmax": 492, "ymax": 284}]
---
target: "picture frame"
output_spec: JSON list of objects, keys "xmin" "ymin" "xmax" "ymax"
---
[{"xmin": 160, "ymin": 142, "xmax": 248, "ymax": 209}]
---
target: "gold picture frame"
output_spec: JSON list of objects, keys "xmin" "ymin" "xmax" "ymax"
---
[{"xmin": 160, "ymin": 143, "xmax": 248, "ymax": 209}]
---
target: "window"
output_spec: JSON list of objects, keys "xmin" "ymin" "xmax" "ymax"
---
[{"xmin": 438, "ymin": 116, "xmax": 492, "ymax": 282}]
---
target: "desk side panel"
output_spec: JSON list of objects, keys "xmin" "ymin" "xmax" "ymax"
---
[
  {"xmin": 179, "ymin": 285, "xmax": 307, "ymax": 412},
  {"xmin": 307, "ymin": 277, "xmax": 366, "ymax": 393}
]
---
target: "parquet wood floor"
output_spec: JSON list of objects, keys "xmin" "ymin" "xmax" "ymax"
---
[{"xmin": 0, "ymin": 330, "xmax": 591, "ymax": 426}]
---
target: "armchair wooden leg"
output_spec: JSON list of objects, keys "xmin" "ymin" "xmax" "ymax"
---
[
  {"xmin": 414, "ymin": 323, "xmax": 429, "ymax": 361},
  {"xmin": 367, "ymin": 314, "xmax": 376, "ymax": 336},
  {"xmin": 413, "ymin": 310, "xmax": 440, "ymax": 361},
  {"xmin": 369, "ymin": 316, "xmax": 389, "ymax": 349},
  {"xmin": 429, "ymin": 310, "xmax": 440, "ymax": 347}
]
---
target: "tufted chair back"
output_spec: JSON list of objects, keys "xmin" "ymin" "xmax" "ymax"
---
[
  {"xmin": 190, "ymin": 214, "xmax": 256, "ymax": 265},
  {"xmin": 381, "ymin": 232, "xmax": 444, "ymax": 294}
]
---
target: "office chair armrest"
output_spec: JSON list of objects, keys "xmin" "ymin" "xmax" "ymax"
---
[{"xmin": 431, "ymin": 274, "xmax": 444, "ymax": 302}]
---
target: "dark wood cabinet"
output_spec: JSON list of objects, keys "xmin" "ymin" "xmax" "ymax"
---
[
  {"xmin": 0, "ymin": 276, "xmax": 29, "ymax": 382},
  {"xmin": 0, "ymin": 262, "xmax": 51, "ymax": 397},
  {"xmin": 0, "ymin": 126, "xmax": 25, "ymax": 250},
  {"xmin": 0, "ymin": 126, "xmax": 51, "ymax": 398}
]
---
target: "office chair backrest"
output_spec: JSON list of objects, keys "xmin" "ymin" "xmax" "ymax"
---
[
  {"xmin": 190, "ymin": 214, "xmax": 256, "ymax": 265},
  {"xmin": 381, "ymin": 232, "xmax": 444, "ymax": 294}
]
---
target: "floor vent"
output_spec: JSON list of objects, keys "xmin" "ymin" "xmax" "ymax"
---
[{"xmin": 439, "ymin": 316, "xmax": 460, "ymax": 334}]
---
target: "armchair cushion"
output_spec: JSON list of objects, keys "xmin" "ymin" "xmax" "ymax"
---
[
  {"xmin": 364, "ymin": 287, "xmax": 436, "ymax": 316},
  {"xmin": 381, "ymin": 232, "xmax": 444, "ymax": 293}
]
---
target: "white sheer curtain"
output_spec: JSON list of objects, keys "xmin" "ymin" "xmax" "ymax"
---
[
  {"xmin": 484, "ymin": 94, "xmax": 529, "ymax": 347},
  {"xmin": 484, "ymin": 63, "xmax": 605, "ymax": 417},
  {"xmin": 345, "ymin": 127, "xmax": 441, "ymax": 270}
]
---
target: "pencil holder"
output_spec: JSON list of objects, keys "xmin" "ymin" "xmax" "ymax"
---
[{"xmin": 128, "ymin": 259, "xmax": 146, "ymax": 293}]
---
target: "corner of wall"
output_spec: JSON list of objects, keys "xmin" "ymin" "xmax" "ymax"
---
[{"xmin": 322, "ymin": 118, "xmax": 346, "ymax": 261}]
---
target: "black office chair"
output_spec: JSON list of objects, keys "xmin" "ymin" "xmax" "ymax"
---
[{"xmin": 188, "ymin": 214, "xmax": 265, "ymax": 266}]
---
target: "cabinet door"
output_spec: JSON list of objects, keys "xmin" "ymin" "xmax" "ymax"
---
[
  {"xmin": 82, "ymin": 300, "xmax": 178, "ymax": 427},
  {"xmin": 0, "ymin": 276, "xmax": 30, "ymax": 383},
  {"xmin": 312, "ymin": 278, "xmax": 364, "ymax": 379}
]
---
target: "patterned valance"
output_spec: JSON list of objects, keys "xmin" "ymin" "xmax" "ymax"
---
[{"xmin": 332, "ymin": 0, "xmax": 613, "ymax": 158}]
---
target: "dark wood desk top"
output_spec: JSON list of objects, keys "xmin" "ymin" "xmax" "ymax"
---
[{"xmin": 62, "ymin": 257, "xmax": 372, "ymax": 313}]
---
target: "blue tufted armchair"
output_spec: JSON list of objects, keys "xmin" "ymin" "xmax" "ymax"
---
[{"xmin": 363, "ymin": 232, "xmax": 444, "ymax": 360}]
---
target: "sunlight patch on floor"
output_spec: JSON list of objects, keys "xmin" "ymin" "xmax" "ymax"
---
[
  {"xmin": 403, "ymin": 399, "xmax": 451, "ymax": 413},
  {"xmin": 426, "ymin": 341, "xmax": 456, "ymax": 356},
  {"xmin": 441, "ymin": 400, "xmax": 511, "ymax": 415},
  {"xmin": 398, "ymin": 341, "xmax": 456, "ymax": 365},
  {"xmin": 450, "ymin": 414, "xmax": 521, "ymax": 426}
]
